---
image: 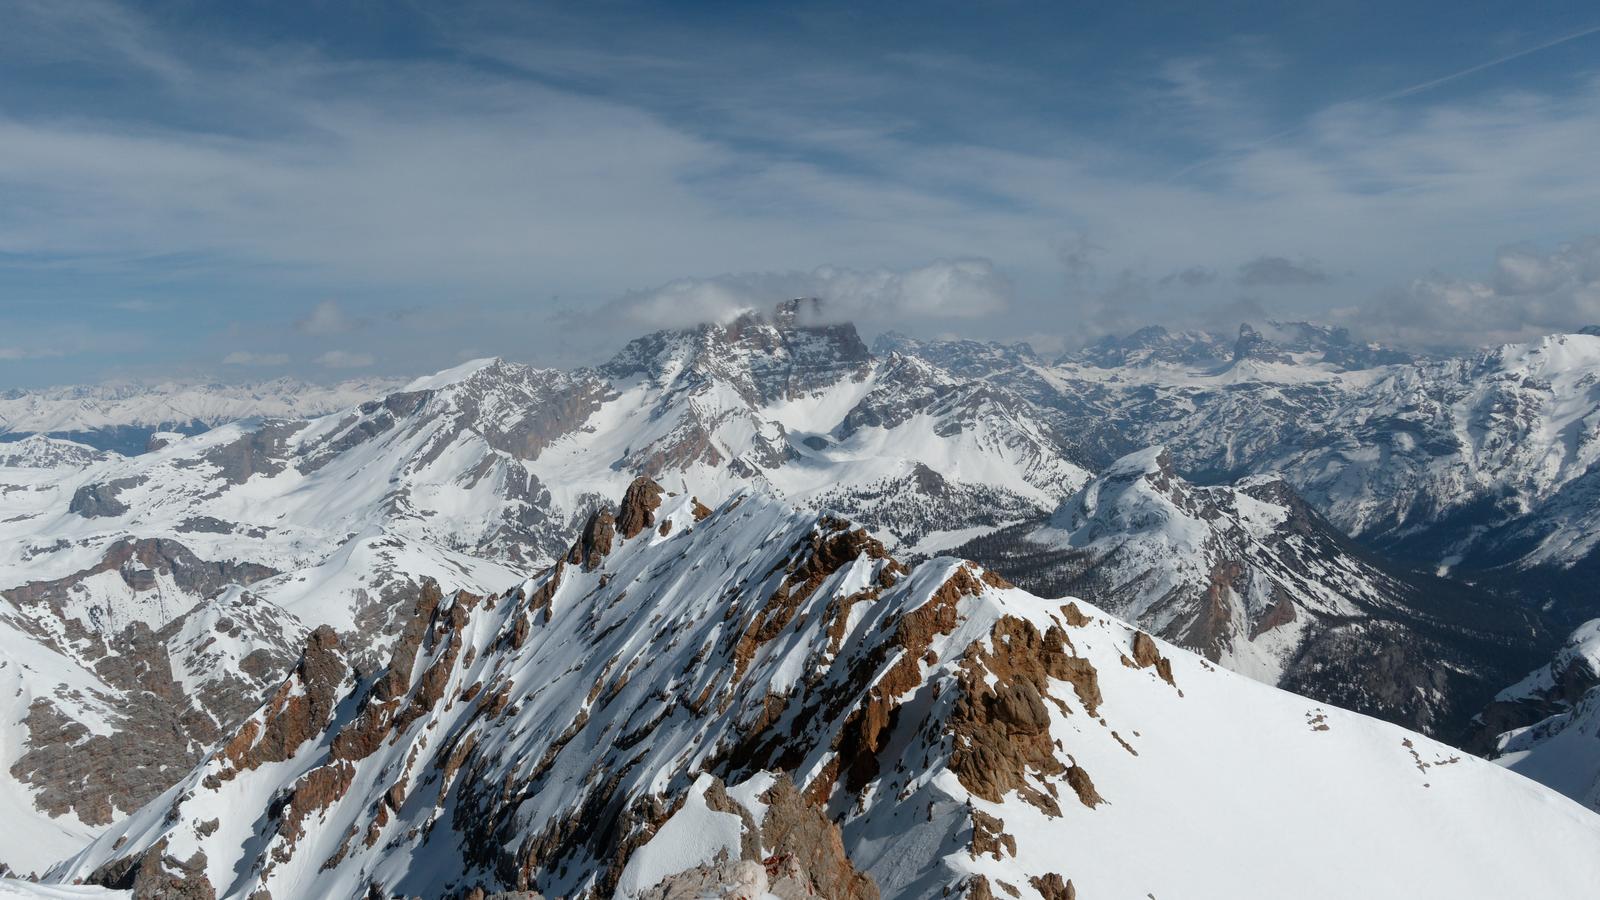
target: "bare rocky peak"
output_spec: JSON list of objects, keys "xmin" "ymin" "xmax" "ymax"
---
[
  {"xmin": 600, "ymin": 299, "xmax": 872, "ymax": 405},
  {"xmin": 1064, "ymin": 325, "xmax": 1233, "ymax": 369},
  {"xmin": 872, "ymin": 332, "xmax": 1040, "ymax": 378},
  {"xmin": 1231, "ymin": 321, "xmax": 1414, "ymax": 369}
]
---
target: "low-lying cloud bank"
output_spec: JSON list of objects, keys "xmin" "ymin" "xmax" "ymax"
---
[{"xmin": 1362, "ymin": 237, "xmax": 1600, "ymax": 346}]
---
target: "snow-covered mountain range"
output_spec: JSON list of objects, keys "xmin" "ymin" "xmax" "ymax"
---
[
  {"xmin": 0, "ymin": 377, "xmax": 403, "ymax": 454},
  {"xmin": 928, "ymin": 323, "xmax": 1600, "ymax": 607},
  {"xmin": 41, "ymin": 480, "xmax": 1600, "ymax": 899},
  {"xmin": 953, "ymin": 446, "xmax": 1540, "ymax": 737},
  {"xmin": 6, "ymin": 303, "xmax": 1600, "ymax": 888}
]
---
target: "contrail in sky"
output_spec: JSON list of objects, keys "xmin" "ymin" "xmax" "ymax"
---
[
  {"xmin": 1380, "ymin": 22, "xmax": 1600, "ymax": 101},
  {"xmin": 1173, "ymin": 22, "xmax": 1600, "ymax": 180}
]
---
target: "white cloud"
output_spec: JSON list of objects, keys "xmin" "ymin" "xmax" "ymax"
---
[
  {"xmin": 1357, "ymin": 237, "xmax": 1600, "ymax": 345},
  {"xmin": 0, "ymin": 347, "xmax": 65, "ymax": 360},
  {"xmin": 610, "ymin": 259, "xmax": 1010, "ymax": 330},
  {"xmin": 221, "ymin": 351, "xmax": 290, "ymax": 366},
  {"xmin": 316, "ymin": 350, "xmax": 374, "ymax": 368},
  {"xmin": 295, "ymin": 301, "xmax": 360, "ymax": 336}
]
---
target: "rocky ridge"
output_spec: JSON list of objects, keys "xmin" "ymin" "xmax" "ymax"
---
[{"xmin": 43, "ymin": 479, "xmax": 1600, "ymax": 899}]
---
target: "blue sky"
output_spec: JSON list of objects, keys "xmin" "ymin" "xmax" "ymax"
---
[{"xmin": 3, "ymin": 0, "xmax": 1600, "ymax": 386}]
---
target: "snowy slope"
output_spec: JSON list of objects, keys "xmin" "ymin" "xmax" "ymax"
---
[
  {"xmin": 0, "ymin": 436, "xmax": 117, "ymax": 471},
  {"xmin": 46, "ymin": 479, "xmax": 1600, "ymax": 899}
]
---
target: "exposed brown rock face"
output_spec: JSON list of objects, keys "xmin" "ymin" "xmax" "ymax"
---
[
  {"xmin": 950, "ymin": 613, "xmax": 1103, "ymax": 815},
  {"xmin": 1130, "ymin": 632, "xmax": 1177, "ymax": 687},
  {"xmin": 89, "ymin": 838, "xmax": 215, "ymax": 900},
  {"xmin": 632, "ymin": 774, "xmax": 878, "ymax": 900},
  {"xmin": 970, "ymin": 809, "xmax": 1016, "ymax": 860},
  {"xmin": 275, "ymin": 761, "xmax": 357, "ymax": 858},
  {"xmin": 965, "ymin": 875, "xmax": 998, "ymax": 900},
  {"xmin": 733, "ymin": 521, "xmax": 901, "ymax": 684},
  {"xmin": 1061, "ymin": 602, "xmax": 1091, "ymax": 627},
  {"xmin": 616, "ymin": 476, "xmax": 664, "ymax": 540},
  {"xmin": 1250, "ymin": 592, "xmax": 1297, "ymax": 638},
  {"xmin": 567, "ymin": 507, "xmax": 616, "ymax": 570},
  {"xmin": 830, "ymin": 562, "xmax": 967, "ymax": 795},
  {"xmin": 219, "ymin": 626, "xmax": 347, "ymax": 777},
  {"xmin": 1065, "ymin": 764, "xmax": 1104, "ymax": 808},
  {"xmin": 1176, "ymin": 559, "xmax": 1246, "ymax": 660},
  {"xmin": 333, "ymin": 580, "xmax": 451, "ymax": 764},
  {"xmin": 1031, "ymin": 873, "xmax": 1076, "ymax": 900},
  {"xmin": 378, "ymin": 579, "xmax": 445, "ymax": 702},
  {"xmin": 759, "ymin": 776, "xmax": 879, "ymax": 900}
]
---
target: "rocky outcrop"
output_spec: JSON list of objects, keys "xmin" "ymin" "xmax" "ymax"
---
[
  {"xmin": 216, "ymin": 626, "xmax": 347, "ymax": 778},
  {"xmin": 951, "ymin": 613, "xmax": 1102, "ymax": 815},
  {"xmin": 759, "ymin": 777, "xmax": 878, "ymax": 900},
  {"xmin": 88, "ymin": 838, "xmax": 215, "ymax": 900},
  {"xmin": 1031, "ymin": 873, "xmax": 1076, "ymax": 900},
  {"xmin": 68, "ymin": 476, "xmax": 147, "ymax": 517},
  {"xmin": 201, "ymin": 422, "xmax": 303, "ymax": 484},
  {"xmin": 1129, "ymin": 631, "xmax": 1176, "ymax": 687},
  {"xmin": 615, "ymin": 477, "xmax": 664, "ymax": 540},
  {"xmin": 5, "ymin": 550, "xmax": 293, "ymax": 830},
  {"xmin": 567, "ymin": 508, "xmax": 616, "ymax": 570},
  {"xmin": 4, "ymin": 538, "xmax": 276, "ymax": 615}
]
